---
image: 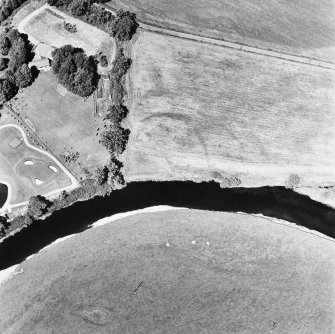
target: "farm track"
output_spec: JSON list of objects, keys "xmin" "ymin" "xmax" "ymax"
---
[{"xmin": 104, "ymin": 4, "xmax": 335, "ymax": 71}]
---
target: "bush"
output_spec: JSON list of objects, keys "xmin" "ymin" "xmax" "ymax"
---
[
  {"xmin": 51, "ymin": 45, "xmax": 99, "ymax": 97},
  {"xmin": 100, "ymin": 54, "xmax": 108, "ymax": 67},
  {"xmin": 109, "ymin": 9, "xmax": 138, "ymax": 41}
]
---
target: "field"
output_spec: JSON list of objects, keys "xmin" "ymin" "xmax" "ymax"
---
[
  {"xmin": 22, "ymin": 6, "xmax": 114, "ymax": 56},
  {"xmin": 9, "ymin": 72, "xmax": 110, "ymax": 179},
  {"xmin": 0, "ymin": 124, "xmax": 73, "ymax": 207},
  {"xmin": 107, "ymin": 0, "xmax": 335, "ymax": 61},
  {"xmin": 1, "ymin": 209, "xmax": 334, "ymax": 333},
  {"xmin": 122, "ymin": 31, "xmax": 335, "ymax": 188}
]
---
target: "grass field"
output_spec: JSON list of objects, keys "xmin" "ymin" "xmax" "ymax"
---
[
  {"xmin": 10, "ymin": 72, "xmax": 110, "ymax": 179},
  {"xmin": 23, "ymin": 6, "xmax": 113, "ymax": 56},
  {"xmin": 107, "ymin": 0, "xmax": 335, "ymax": 61},
  {"xmin": 1, "ymin": 209, "xmax": 334, "ymax": 333},
  {"xmin": 0, "ymin": 124, "xmax": 71, "ymax": 205},
  {"xmin": 123, "ymin": 31, "xmax": 335, "ymax": 187}
]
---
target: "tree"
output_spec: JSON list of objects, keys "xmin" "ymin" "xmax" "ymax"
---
[
  {"xmin": 27, "ymin": 195, "xmax": 51, "ymax": 218},
  {"xmin": 9, "ymin": 36, "xmax": 30, "ymax": 71},
  {"xmin": 0, "ymin": 78, "xmax": 16, "ymax": 104},
  {"xmin": 0, "ymin": 57, "xmax": 7, "ymax": 70},
  {"xmin": 109, "ymin": 9, "xmax": 138, "ymax": 41},
  {"xmin": 100, "ymin": 123, "xmax": 130, "ymax": 155},
  {"xmin": 13, "ymin": 63, "xmax": 34, "ymax": 88},
  {"xmin": 95, "ymin": 165, "xmax": 109, "ymax": 185}
]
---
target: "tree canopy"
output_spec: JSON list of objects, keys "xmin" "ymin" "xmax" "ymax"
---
[
  {"xmin": 109, "ymin": 9, "xmax": 138, "ymax": 41},
  {"xmin": 0, "ymin": 78, "xmax": 16, "ymax": 104}
]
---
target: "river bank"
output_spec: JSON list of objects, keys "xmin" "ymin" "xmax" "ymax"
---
[{"xmin": 1, "ymin": 209, "xmax": 334, "ymax": 333}]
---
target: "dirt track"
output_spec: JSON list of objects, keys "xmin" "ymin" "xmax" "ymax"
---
[{"xmin": 105, "ymin": 4, "xmax": 335, "ymax": 71}]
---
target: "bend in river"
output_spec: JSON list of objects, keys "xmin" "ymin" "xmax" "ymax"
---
[{"xmin": 1, "ymin": 181, "xmax": 335, "ymax": 270}]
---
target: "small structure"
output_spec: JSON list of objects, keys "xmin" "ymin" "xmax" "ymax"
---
[
  {"xmin": 35, "ymin": 43, "xmax": 55, "ymax": 60},
  {"xmin": 28, "ymin": 43, "xmax": 55, "ymax": 71},
  {"xmin": 28, "ymin": 58, "xmax": 51, "ymax": 71},
  {"xmin": 9, "ymin": 138, "xmax": 22, "ymax": 148}
]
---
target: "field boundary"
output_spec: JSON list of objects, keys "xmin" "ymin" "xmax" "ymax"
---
[
  {"xmin": 105, "ymin": 4, "xmax": 335, "ymax": 70},
  {"xmin": 0, "ymin": 124, "xmax": 79, "ymax": 215}
]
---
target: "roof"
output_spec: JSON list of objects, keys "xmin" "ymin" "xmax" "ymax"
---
[
  {"xmin": 29, "ymin": 58, "xmax": 50, "ymax": 68},
  {"xmin": 35, "ymin": 43, "xmax": 55, "ymax": 60}
]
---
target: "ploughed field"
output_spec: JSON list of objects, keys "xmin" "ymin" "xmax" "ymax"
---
[
  {"xmin": 123, "ymin": 31, "xmax": 335, "ymax": 187},
  {"xmin": 0, "ymin": 124, "xmax": 71, "ymax": 205},
  {"xmin": 1, "ymin": 209, "xmax": 334, "ymax": 333},
  {"xmin": 10, "ymin": 72, "xmax": 109, "ymax": 179},
  {"xmin": 106, "ymin": 0, "xmax": 335, "ymax": 61}
]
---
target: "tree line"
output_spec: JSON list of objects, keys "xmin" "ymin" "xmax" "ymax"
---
[
  {"xmin": 0, "ymin": 28, "xmax": 36, "ymax": 105},
  {"xmin": 47, "ymin": 0, "xmax": 138, "ymax": 41}
]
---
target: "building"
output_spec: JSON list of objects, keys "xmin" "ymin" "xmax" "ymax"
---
[
  {"xmin": 28, "ymin": 58, "xmax": 51, "ymax": 71},
  {"xmin": 35, "ymin": 43, "xmax": 55, "ymax": 60}
]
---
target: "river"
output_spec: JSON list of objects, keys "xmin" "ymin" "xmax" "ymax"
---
[{"xmin": 0, "ymin": 181, "xmax": 334, "ymax": 270}]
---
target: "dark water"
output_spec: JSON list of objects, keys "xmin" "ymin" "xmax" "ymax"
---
[
  {"xmin": 0, "ymin": 183, "xmax": 8, "ymax": 209},
  {"xmin": 1, "ymin": 181, "xmax": 335, "ymax": 270}
]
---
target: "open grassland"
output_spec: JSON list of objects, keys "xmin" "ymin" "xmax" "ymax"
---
[
  {"xmin": 107, "ymin": 0, "xmax": 335, "ymax": 61},
  {"xmin": 10, "ymin": 72, "xmax": 109, "ymax": 179},
  {"xmin": 1, "ymin": 209, "xmax": 334, "ymax": 333},
  {"xmin": 22, "ymin": 6, "xmax": 113, "ymax": 56},
  {"xmin": 0, "ymin": 124, "xmax": 71, "ymax": 205},
  {"xmin": 123, "ymin": 31, "xmax": 335, "ymax": 187}
]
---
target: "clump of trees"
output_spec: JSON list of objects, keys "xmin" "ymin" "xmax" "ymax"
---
[
  {"xmin": 63, "ymin": 21, "xmax": 77, "ymax": 33},
  {"xmin": 0, "ymin": 28, "xmax": 36, "ymax": 104},
  {"xmin": 0, "ymin": 0, "xmax": 27, "ymax": 24},
  {"xmin": 51, "ymin": 45, "xmax": 99, "ymax": 97},
  {"xmin": 109, "ymin": 9, "xmax": 138, "ymax": 41},
  {"xmin": 27, "ymin": 195, "xmax": 52, "ymax": 219}
]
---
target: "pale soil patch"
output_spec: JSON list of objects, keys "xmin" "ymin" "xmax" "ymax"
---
[
  {"xmin": 0, "ymin": 210, "xmax": 334, "ymax": 333},
  {"xmin": 122, "ymin": 31, "xmax": 335, "ymax": 188},
  {"xmin": 9, "ymin": 72, "xmax": 109, "ymax": 179},
  {"xmin": 22, "ymin": 5, "xmax": 113, "ymax": 56},
  {"xmin": 107, "ymin": 0, "xmax": 335, "ymax": 61}
]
